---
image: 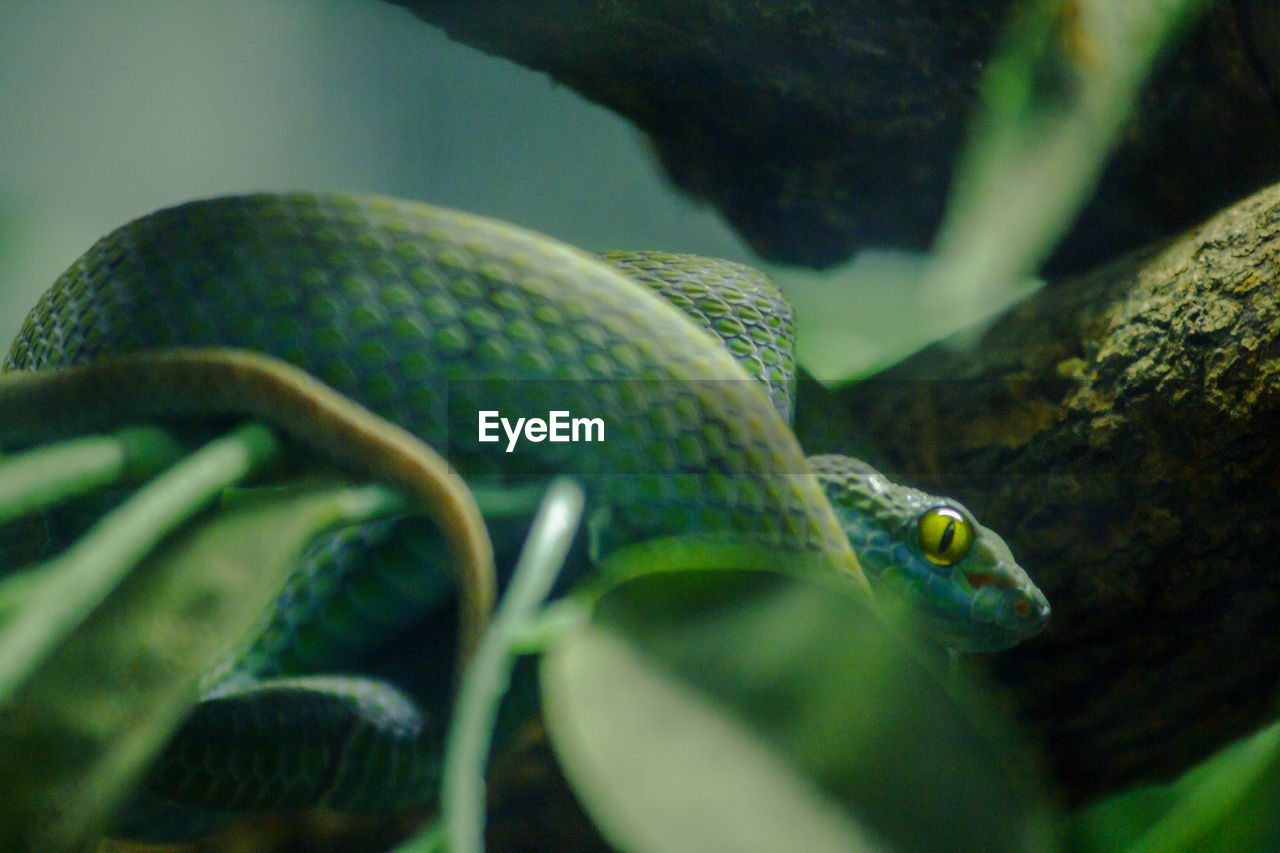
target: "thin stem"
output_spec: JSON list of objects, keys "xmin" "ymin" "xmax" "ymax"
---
[{"xmin": 439, "ymin": 478, "xmax": 585, "ymax": 853}]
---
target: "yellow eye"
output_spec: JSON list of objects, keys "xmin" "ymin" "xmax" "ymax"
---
[{"xmin": 917, "ymin": 507, "xmax": 973, "ymax": 566}]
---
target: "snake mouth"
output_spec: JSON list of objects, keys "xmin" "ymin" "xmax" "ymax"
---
[
  {"xmin": 966, "ymin": 571, "xmax": 1032, "ymax": 612},
  {"xmin": 965, "ymin": 570, "xmax": 1051, "ymax": 638}
]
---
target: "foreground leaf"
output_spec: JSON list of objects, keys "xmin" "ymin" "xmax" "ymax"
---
[
  {"xmin": 543, "ymin": 571, "xmax": 1060, "ymax": 853},
  {"xmin": 437, "ymin": 478, "xmax": 584, "ymax": 853},
  {"xmin": 544, "ymin": 618, "xmax": 884, "ymax": 853},
  {"xmin": 925, "ymin": 0, "xmax": 1209, "ymax": 320},
  {"xmin": 1071, "ymin": 720, "xmax": 1280, "ymax": 853},
  {"xmin": 0, "ymin": 423, "xmax": 280, "ymax": 702}
]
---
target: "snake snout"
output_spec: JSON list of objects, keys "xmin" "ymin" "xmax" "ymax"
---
[
  {"xmin": 1009, "ymin": 586, "xmax": 1051, "ymax": 636},
  {"xmin": 992, "ymin": 581, "xmax": 1050, "ymax": 643}
]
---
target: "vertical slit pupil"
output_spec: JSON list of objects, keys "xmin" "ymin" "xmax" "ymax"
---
[{"xmin": 938, "ymin": 519, "xmax": 955, "ymax": 553}]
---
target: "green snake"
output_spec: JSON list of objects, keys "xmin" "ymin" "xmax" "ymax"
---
[{"xmin": 1, "ymin": 192, "xmax": 1048, "ymax": 839}]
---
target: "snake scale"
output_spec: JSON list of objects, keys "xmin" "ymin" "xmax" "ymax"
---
[{"xmin": 1, "ymin": 192, "xmax": 1048, "ymax": 840}]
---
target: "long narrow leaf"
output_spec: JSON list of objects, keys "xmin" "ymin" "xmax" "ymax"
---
[
  {"xmin": 0, "ymin": 426, "xmax": 187, "ymax": 525},
  {"xmin": 544, "ymin": 571, "xmax": 1059, "ymax": 853},
  {"xmin": 923, "ymin": 0, "xmax": 1211, "ymax": 319}
]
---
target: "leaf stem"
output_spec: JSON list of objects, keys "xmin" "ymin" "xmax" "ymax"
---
[{"xmin": 435, "ymin": 478, "xmax": 584, "ymax": 853}]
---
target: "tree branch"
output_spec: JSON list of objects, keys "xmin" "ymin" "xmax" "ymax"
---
[
  {"xmin": 796, "ymin": 180, "xmax": 1280, "ymax": 802},
  {"xmin": 390, "ymin": 0, "xmax": 1280, "ymax": 274}
]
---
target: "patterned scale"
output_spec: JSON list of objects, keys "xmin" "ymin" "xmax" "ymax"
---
[{"xmin": 6, "ymin": 193, "xmax": 849, "ymax": 564}]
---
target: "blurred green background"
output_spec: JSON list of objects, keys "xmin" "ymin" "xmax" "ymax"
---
[
  {"xmin": 1, "ymin": 0, "xmax": 970, "ymax": 381},
  {"xmin": 0, "ymin": 0, "xmax": 759, "ymax": 345}
]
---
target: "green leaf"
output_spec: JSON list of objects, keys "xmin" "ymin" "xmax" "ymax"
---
[
  {"xmin": 0, "ymin": 424, "xmax": 280, "ymax": 697},
  {"xmin": 390, "ymin": 478, "xmax": 588, "ymax": 853},
  {"xmin": 544, "ymin": 618, "xmax": 885, "ymax": 853},
  {"xmin": 0, "ymin": 476, "xmax": 404, "ymax": 851},
  {"xmin": 543, "ymin": 571, "xmax": 1060, "ymax": 853},
  {"xmin": 1070, "ymin": 720, "xmax": 1280, "ymax": 853},
  {"xmin": 788, "ymin": 0, "xmax": 1211, "ymax": 385},
  {"xmin": 0, "ymin": 426, "xmax": 187, "ymax": 526},
  {"xmin": 924, "ymin": 0, "xmax": 1210, "ymax": 318}
]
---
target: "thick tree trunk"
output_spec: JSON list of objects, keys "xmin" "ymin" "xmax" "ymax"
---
[
  {"xmin": 390, "ymin": 0, "xmax": 1280, "ymax": 274},
  {"xmin": 795, "ymin": 180, "xmax": 1280, "ymax": 802}
]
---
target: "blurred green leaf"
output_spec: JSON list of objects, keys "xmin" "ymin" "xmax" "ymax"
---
[
  {"xmin": 543, "ymin": 571, "xmax": 1061, "ymax": 853},
  {"xmin": 924, "ymin": 0, "xmax": 1210, "ymax": 322},
  {"xmin": 544, "ymin": 618, "xmax": 884, "ymax": 853},
  {"xmin": 0, "ymin": 423, "xmax": 280, "ymax": 701},
  {"xmin": 0, "ymin": 475, "xmax": 403, "ymax": 851},
  {"xmin": 789, "ymin": 1, "xmax": 1209, "ymax": 385},
  {"xmin": 1070, "ymin": 720, "xmax": 1280, "ymax": 853},
  {"xmin": 0, "ymin": 426, "xmax": 187, "ymax": 526}
]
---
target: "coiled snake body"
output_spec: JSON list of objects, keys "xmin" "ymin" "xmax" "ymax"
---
[{"xmin": 3, "ymin": 192, "xmax": 1048, "ymax": 838}]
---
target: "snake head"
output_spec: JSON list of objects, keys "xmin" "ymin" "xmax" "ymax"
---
[{"xmin": 808, "ymin": 455, "xmax": 1050, "ymax": 653}]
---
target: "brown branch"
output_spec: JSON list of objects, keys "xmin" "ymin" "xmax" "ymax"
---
[
  {"xmin": 389, "ymin": 0, "xmax": 1280, "ymax": 274},
  {"xmin": 795, "ymin": 180, "xmax": 1280, "ymax": 802}
]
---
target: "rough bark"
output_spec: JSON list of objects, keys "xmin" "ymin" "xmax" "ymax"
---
[
  {"xmin": 794, "ymin": 180, "xmax": 1280, "ymax": 802},
  {"xmin": 390, "ymin": 0, "xmax": 1280, "ymax": 274}
]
